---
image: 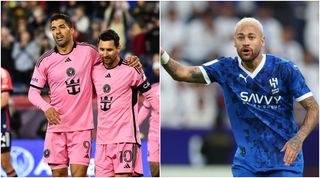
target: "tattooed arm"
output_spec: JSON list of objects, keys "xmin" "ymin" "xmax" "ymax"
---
[
  {"xmin": 281, "ymin": 96, "xmax": 319, "ymax": 166},
  {"xmin": 161, "ymin": 49, "xmax": 206, "ymax": 84}
]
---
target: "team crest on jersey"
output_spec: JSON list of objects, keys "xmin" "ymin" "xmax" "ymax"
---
[
  {"xmin": 103, "ymin": 84, "xmax": 111, "ymax": 93},
  {"xmin": 269, "ymin": 77, "xmax": 279, "ymax": 94},
  {"xmin": 66, "ymin": 67, "xmax": 75, "ymax": 77}
]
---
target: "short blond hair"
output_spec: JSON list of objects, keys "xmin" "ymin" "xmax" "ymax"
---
[{"xmin": 234, "ymin": 17, "xmax": 264, "ymax": 36}]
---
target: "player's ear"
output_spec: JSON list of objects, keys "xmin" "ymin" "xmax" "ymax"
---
[
  {"xmin": 70, "ymin": 27, "xmax": 75, "ymax": 35},
  {"xmin": 117, "ymin": 45, "xmax": 122, "ymax": 52}
]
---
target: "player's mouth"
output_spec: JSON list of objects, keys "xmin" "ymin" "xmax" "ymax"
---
[
  {"xmin": 241, "ymin": 48, "xmax": 252, "ymax": 56},
  {"xmin": 56, "ymin": 35, "xmax": 64, "ymax": 41}
]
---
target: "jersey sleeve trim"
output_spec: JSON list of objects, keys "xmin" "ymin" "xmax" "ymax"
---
[
  {"xmin": 295, "ymin": 92, "xmax": 313, "ymax": 102},
  {"xmin": 1, "ymin": 89, "xmax": 12, "ymax": 93},
  {"xmin": 30, "ymin": 84, "xmax": 44, "ymax": 90},
  {"xmin": 199, "ymin": 66, "xmax": 211, "ymax": 84}
]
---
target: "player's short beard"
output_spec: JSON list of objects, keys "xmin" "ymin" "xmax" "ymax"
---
[{"xmin": 238, "ymin": 48, "xmax": 260, "ymax": 63}]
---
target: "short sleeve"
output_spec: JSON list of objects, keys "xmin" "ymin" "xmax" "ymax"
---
[
  {"xmin": 132, "ymin": 67, "xmax": 151, "ymax": 93},
  {"xmin": 1, "ymin": 68, "xmax": 13, "ymax": 92},
  {"xmin": 200, "ymin": 58, "xmax": 225, "ymax": 84},
  {"xmin": 287, "ymin": 62, "xmax": 312, "ymax": 101}
]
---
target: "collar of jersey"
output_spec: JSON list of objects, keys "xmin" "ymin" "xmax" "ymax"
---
[
  {"xmin": 237, "ymin": 54, "xmax": 266, "ymax": 79},
  {"xmin": 103, "ymin": 56, "xmax": 123, "ymax": 69}
]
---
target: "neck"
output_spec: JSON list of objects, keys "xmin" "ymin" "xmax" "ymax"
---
[
  {"xmin": 104, "ymin": 56, "xmax": 121, "ymax": 69},
  {"xmin": 242, "ymin": 54, "xmax": 263, "ymax": 73},
  {"xmin": 57, "ymin": 41, "xmax": 74, "ymax": 54}
]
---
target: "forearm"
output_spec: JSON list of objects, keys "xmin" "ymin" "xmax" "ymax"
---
[
  {"xmin": 138, "ymin": 104, "xmax": 150, "ymax": 126},
  {"xmin": 161, "ymin": 51, "xmax": 206, "ymax": 83},
  {"xmin": 28, "ymin": 87, "xmax": 52, "ymax": 112},
  {"xmin": 297, "ymin": 96, "xmax": 319, "ymax": 141}
]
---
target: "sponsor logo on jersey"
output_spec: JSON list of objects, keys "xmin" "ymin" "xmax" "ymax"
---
[{"xmin": 240, "ymin": 92, "xmax": 281, "ymax": 105}]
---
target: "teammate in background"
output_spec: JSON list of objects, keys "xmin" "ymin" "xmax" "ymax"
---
[
  {"xmin": 161, "ymin": 17, "xmax": 319, "ymax": 176},
  {"xmin": 92, "ymin": 29, "xmax": 157, "ymax": 177},
  {"xmin": 28, "ymin": 14, "xmax": 140, "ymax": 177},
  {"xmin": 138, "ymin": 54, "xmax": 160, "ymax": 177},
  {"xmin": 1, "ymin": 68, "xmax": 18, "ymax": 177}
]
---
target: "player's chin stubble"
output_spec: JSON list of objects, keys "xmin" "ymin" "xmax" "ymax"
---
[{"xmin": 239, "ymin": 49, "xmax": 260, "ymax": 63}]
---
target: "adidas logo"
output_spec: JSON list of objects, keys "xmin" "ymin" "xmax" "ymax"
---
[
  {"xmin": 105, "ymin": 73, "xmax": 111, "ymax": 78},
  {"xmin": 65, "ymin": 57, "xmax": 72, "ymax": 62},
  {"xmin": 124, "ymin": 163, "xmax": 130, "ymax": 169}
]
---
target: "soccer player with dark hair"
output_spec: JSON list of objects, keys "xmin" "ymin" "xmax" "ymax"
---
[
  {"xmin": 28, "ymin": 14, "xmax": 140, "ymax": 177},
  {"xmin": 1, "ymin": 68, "xmax": 18, "ymax": 177},
  {"xmin": 161, "ymin": 17, "xmax": 319, "ymax": 177},
  {"xmin": 92, "ymin": 29, "xmax": 158, "ymax": 177}
]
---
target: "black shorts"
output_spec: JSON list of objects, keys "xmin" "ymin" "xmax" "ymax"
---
[{"xmin": 1, "ymin": 108, "xmax": 12, "ymax": 153}]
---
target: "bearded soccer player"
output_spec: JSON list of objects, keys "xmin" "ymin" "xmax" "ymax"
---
[
  {"xmin": 161, "ymin": 17, "xmax": 319, "ymax": 177},
  {"xmin": 138, "ymin": 55, "xmax": 160, "ymax": 177},
  {"xmin": 92, "ymin": 29, "xmax": 158, "ymax": 177},
  {"xmin": 28, "ymin": 14, "xmax": 140, "ymax": 177},
  {"xmin": 1, "ymin": 68, "xmax": 18, "ymax": 177}
]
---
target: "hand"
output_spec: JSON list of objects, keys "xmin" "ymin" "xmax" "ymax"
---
[
  {"xmin": 126, "ymin": 55, "xmax": 142, "ymax": 68},
  {"xmin": 45, "ymin": 107, "xmax": 61, "ymax": 125},
  {"xmin": 280, "ymin": 135, "xmax": 303, "ymax": 166}
]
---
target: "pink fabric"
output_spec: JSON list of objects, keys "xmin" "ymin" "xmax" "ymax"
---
[
  {"xmin": 143, "ymin": 83, "xmax": 159, "ymax": 141},
  {"xmin": 28, "ymin": 87, "xmax": 52, "ymax": 112},
  {"xmin": 29, "ymin": 42, "xmax": 100, "ymax": 132},
  {"xmin": 147, "ymin": 139, "xmax": 160, "ymax": 162},
  {"xmin": 95, "ymin": 143, "xmax": 143, "ymax": 177},
  {"xmin": 92, "ymin": 60, "xmax": 148, "ymax": 145},
  {"xmin": 138, "ymin": 83, "xmax": 160, "ymax": 162},
  {"xmin": 43, "ymin": 130, "xmax": 92, "ymax": 166}
]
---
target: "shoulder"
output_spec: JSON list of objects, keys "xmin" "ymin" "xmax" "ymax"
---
[
  {"xmin": 36, "ymin": 49, "xmax": 55, "ymax": 68},
  {"xmin": 1, "ymin": 68, "xmax": 10, "ymax": 78},
  {"xmin": 76, "ymin": 42, "xmax": 98, "ymax": 52},
  {"xmin": 267, "ymin": 54, "xmax": 298, "ymax": 70}
]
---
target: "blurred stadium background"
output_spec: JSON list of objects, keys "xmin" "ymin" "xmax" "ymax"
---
[
  {"xmin": 1, "ymin": 1, "xmax": 159, "ymax": 177},
  {"xmin": 161, "ymin": 1, "xmax": 319, "ymax": 177}
]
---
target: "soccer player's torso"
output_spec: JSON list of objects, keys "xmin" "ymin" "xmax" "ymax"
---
[
  {"xmin": 34, "ymin": 42, "xmax": 99, "ymax": 132},
  {"xmin": 202, "ymin": 54, "xmax": 306, "ymax": 171},
  {"xmin": 92, "ymin": 61, "xmax": 142, "ymax": 144}
]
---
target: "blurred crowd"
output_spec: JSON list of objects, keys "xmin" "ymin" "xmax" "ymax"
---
[
  {"xmin": 1, "ymin": 1, "xmax": 159, "ymax": 93},
  {"xmin": 161, "ymin": 1, "xmax": 319, "ymax": 129},
  {"xmin": 1, "ymin": 1, "xmax": 159, "ymax": 139}
]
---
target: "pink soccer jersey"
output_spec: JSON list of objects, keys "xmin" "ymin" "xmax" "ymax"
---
[
  {"xmin": 92, "ymin": 58, "xmax": 153, "ymax": 145},
  {"xmin": 138, "ymin": 83, "xmax": 159, "ymax": 141},
  {"xmin": 29, "ymin": 42, "xmax": 100, "ymax": 132}
]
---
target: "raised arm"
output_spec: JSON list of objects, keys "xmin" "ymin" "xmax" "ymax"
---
[
  {"xmin": 281, "ymin": 96, "xmax": 319, "ymax": 166},
  {"xmin": 161, "ymin": 48, "xmax": 206, "ymax": 83}
]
